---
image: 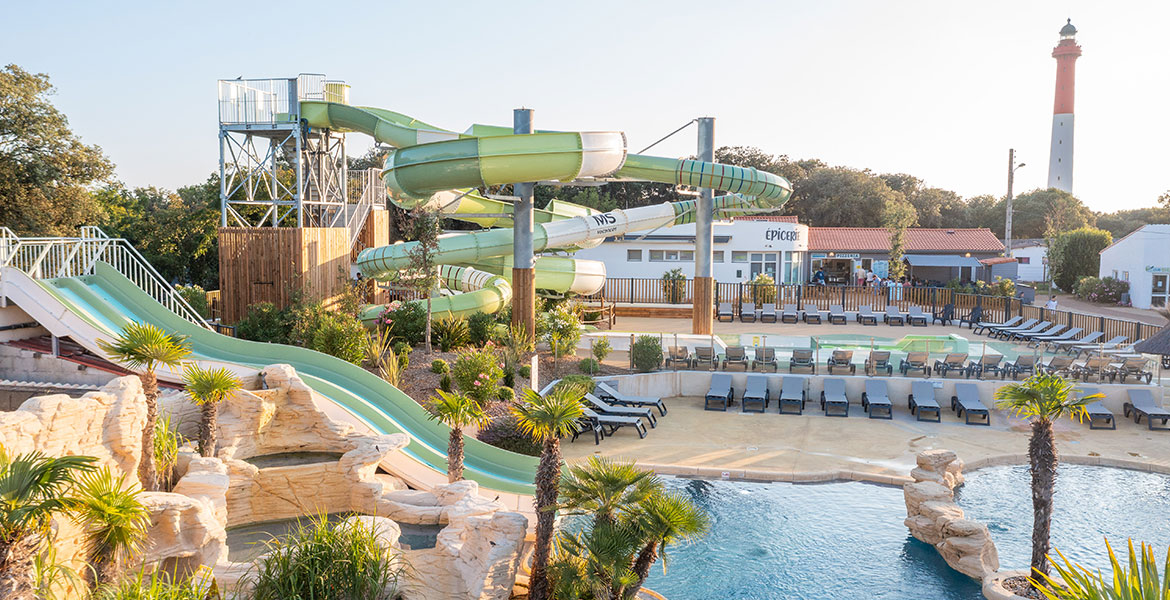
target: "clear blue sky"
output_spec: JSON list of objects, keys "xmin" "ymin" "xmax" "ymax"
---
[{"xmin": 4, "ymin": 1, "xmax": 1167, "ymax": 211}]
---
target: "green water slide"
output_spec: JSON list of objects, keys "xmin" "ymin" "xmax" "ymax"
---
[
  {"xmin": 34, "ymin": 262, "xmax": 537, "ymax": 496},
  {"xmin": 298, "ymin": 101, "xmax": 793, "ymax": 323}
]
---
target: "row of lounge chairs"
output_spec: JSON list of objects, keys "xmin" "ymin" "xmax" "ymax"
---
[
  {"xmin": 716, "ymin": 303, "xmax": 938, "ymax": 326},
  {"xmin": 571, "ymin": 382, "xmax": 668, "ymax": 445},
  {"xmin": 973, "ymin": 315, "xmax": 1146, "ymax": 358}
]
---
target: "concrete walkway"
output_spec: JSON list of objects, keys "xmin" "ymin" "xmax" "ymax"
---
[{"xmin": 1051, "ymin": 294, "xmax": 1167, "ymax": 327}]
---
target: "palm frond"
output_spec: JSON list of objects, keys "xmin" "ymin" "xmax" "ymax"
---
[
  {"xmin": 0, "ymin": 448, "xmax": 96, "ymax": 536},
  {"xmin": 96, "ymin": 322, "xmax": 190, "ymax": 372},
  {"xmin": 994, "ymin": 373, "xmax": 1095, "ymax": 422},
  {"xmin": 181, "ymin": 363, "xmax": 241, "ymax": 406},
  {"xmin": 559, "ymin": 456, "xmax": 661, "ymax": 522},
  {"xmin": 512, "ymin": 385, "xmax": 585, "ymax": 442},
  {"xmin": 72, "ymin": 468, "xmax": 149, "ymax": 571},
  {"xmin": 1033, "ymin": 539, "xmax": 1170, "ymax": 599},
  {"xmin": 428, "ymin": 389, "xmax": 490, "ymax": 429}
]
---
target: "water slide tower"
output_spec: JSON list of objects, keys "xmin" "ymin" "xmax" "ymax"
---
[
  {"xmin": 1047, "ymin": 19, "xmax": 1081, "ymax": 193},
  {"xmin": 216, "ymin": 74, "xmax": 388, "ymax": 322}
]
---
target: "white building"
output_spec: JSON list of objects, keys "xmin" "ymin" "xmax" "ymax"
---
[
  {"xmin": 1098, "ymin": 224, "xmax": 1170, "ymax": 309},
  {"xmin": 1009, "ymin": 239, "xmax": 1049, "ymax": 282}
]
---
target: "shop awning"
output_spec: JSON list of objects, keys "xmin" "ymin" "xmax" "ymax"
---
[{"xmin": 904, "ymin": 254, "xmax": 983, "ymax": 268}]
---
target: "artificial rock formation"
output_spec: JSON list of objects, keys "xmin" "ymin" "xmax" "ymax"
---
[{"xmin": 903, "ymin": 449, "xmax": 999, "ymax": 579}]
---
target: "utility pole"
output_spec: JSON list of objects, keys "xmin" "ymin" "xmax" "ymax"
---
[
  {"xmin": 1004, "ymin": 148, "xmax": 1024, "ymax": 257},
  {"xmin": 512, "ymin": 108, "xmax": 536, "ymax": 339},
  {"xmin": 692, "ymin": 117, "xmax": 715, "ymax": 335}
]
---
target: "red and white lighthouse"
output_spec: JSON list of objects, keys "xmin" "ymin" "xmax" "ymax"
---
[{"xmin": 1047, "ymin": 19, "xmax": 1081, "ymax": 192}]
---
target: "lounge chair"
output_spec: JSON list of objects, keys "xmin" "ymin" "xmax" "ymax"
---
[
  {"xmin": 740, "ymin": 302, "xmax": 757, "ymax": 323},
  {"xmin": 1030, "ymin": 327, "xmax": 1082, "ymax": 350},
  {"xmin": 932, "ymin": 353, "xmax": 968, "ymax": 378},
  {"xmin": 803, "ymin": 303, "xmax": 822, "ymax": 324},
  {"xmin": 967, "ymin": 354, "xmax": 1005, "ymax": 380},
  {"xmin": 883, "ymin": 306, "xmax": 905, "ymax": 326},
  {"xmin": 789, "ymin": 349, "xmax": 816, "ymax": 374},
  {"xmin": 1070, "ymin": 335, "xmax": 1128, "ymax": 359},
  {"xmin": 960, "ymin": 306, "xmax": 986, "ymax": 331},
  {"xmin": 1013, "ymin": 323, "xmax": 1063, "ymax": 344},
  {"xmin": 665, "ymin": 346, "xmax": 692, "ymax": 370},
  {"xmin": 1109, "ymin": 357, "xmax": 1154, "ymax": 384},
  {"xmin": 742, "ymin": 374, "xmax": 770, "ymax": 413},
  {"xmin": 595, "ymin": 381, "xmax": 667, "ymax": 416},
  {"xmin": 900, "ymin": 351, "xmax": 931, "ymax": 377},
  {"xmin": 753, "ymin": 347, "xmax": 778, "ymax": 372},
  {"xmin": 582, "ymin": 407, "xmax": 648, "ymax": 439},
  {"xmin": 778, "ymin": 377, "xmax": 806, "ymax": 415},
  {"xmin": 705, "ymin": 373, "xmax": 734, "ymax": 411},
  {"xmin": 993, "ymin": 318, "xmax": 1041, "ymax": 340},
  {"xmin": 760, "ymin": 303, "xmax": 778, "ymax": 323},
  {"xmin": 1078, "ymin": 387, "xmax": 1114, "ymax": 430},
  {"xmin": 1071, "ymin": 356, "xmax": 1114, "ymax": 383},
  {"xmin": 722, "ymin": 346, "xmax": 750, "ymax": 371},
  {"xmin": 932, "ymin": 303, "xmax": 955, "ymax": 326},
  {"xmin": 716, "ymin": 302, "xmax": 735, "ymax": 323},
  {"xmin": 1050, "ymin": 331, "xmax": 1103, "ymax": 354},
  {"xmin": 906, "ymin": 306, "xmax": 928, "ymax": 327},
  {"xmin": 586, "ymin": 393, "xmax": 657, "ymax": 428},
  {"xmin": 1123, "ymin": 389, "xmax": 1170, "ymax": 430},
  {"xmin": 950, "ymin": 383, "xmax": 991, "ymax": 426},
  {"xmin": 819, "ymin": 378, "xmax": 849, "ymax": 417},
  {"xmin": 693, "ymin": 346, "xmax": 718, "ymax": 371},
  {"xmin": 865, "ymin": 350, "xmax": 893, "ymax": 376},
  {"xmin": 908, "ymin": 380, "xmax": 941, "ymax": 422},
  {"xmin": 1040, "ymin": 355, "xmax": 1075, "ymax": 376},
  {"xmin": 827, "ymin": 350, "xmax": 856, "ymax": 375},
  {"xmin": 857, "ymin": 305, "xmax": 878, "ymax": 326},
  {"xmin": 780, "ymin": 304, "xmax": 800, "ymax": 324},
  {"xmin": 861, "ymin": 379, "xmax": 893, "ymax": 419},
  {"xmin": 571, "ymin": 415, "xmax": 606, "ymax": 445},
  {"xmin": 1005, "ymin": 321, "xmax": 1053, "ymax": 342},
  {"xmin": 1004, "ymin": 354, "xmax": 1037, "ymax": 380},
  {"xmin": 982, "ymin": 316, "xmax": 1031, "ymax": 338},
  {"xmin": 828, "ymin": 305, "xmax": 847, "ymax": 325},
  {"xmin": 974, "ymin": 315, "xmax": 1023, "ymax": 336}
]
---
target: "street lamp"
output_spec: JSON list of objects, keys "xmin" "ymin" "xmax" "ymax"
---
[{"xmin": 1004, "ymin": 149, "xmax": 1026, "ymax": 257}]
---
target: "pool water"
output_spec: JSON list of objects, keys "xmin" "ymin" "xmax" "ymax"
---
[
  {"xmin": 955, "ymin": 465, "xmax": 1170, "ymax": 571},
  {"xmin": 642, "ymin": 478, "xmax": 983, "ymax": 599},
  {"xmin": 226, "ymin": 513, "xmax": 442, "ymax": 562}
]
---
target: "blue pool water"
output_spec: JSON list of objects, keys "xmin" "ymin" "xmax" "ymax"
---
[
  {"xmin": 955, "ymin": 465, "xmax": 1170, "ymax": 571},
  {"xmin": 642, "ymin": 478, "xmax": 983, "ymax": 600}
]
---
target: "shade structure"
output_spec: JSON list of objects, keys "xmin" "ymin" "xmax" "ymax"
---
[{"xmin": 904, "ymin": 255, "xmax": 984, "ymax": 269}]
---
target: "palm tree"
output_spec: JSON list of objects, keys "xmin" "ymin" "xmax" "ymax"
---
[
  {"xmin": 182, "ymin": 364, "xmax": 242, "ymax": 458},
  {"xmin": 427, "ymin": 390, "xmax": 490, "ymax": 483},
  {"xmin": 558, "ymin": 456, "xmax": 658, "ymax": 527},
  {"xmin": 994, "ymin": 373, "xmax": 1099, "ymax": 587},
  {"xmin": 72, "ymin": 468, "xmax": 148, "ymax": 587},
  {"xmin": 511, "ymin": 383, "xmax": 586, "ymax": 600},
  {"xmin": 626, "ymin": 490, "xmax": 710, "ymax": 599},
  {"xmin": 97, "ymin": 322, "xmax": 190, "ymax": 491},
  {"xmin": 1033, "ymin": 539, "xmax": 1170, "ymax": 599},
  {"xmin": 0, "ymin": 448, "xmax": 96, "ymax": 599}
]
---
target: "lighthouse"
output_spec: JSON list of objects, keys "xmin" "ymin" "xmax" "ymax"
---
[{"xmin": 1047, "ymin": 19, "xmax": 1081, "ymax": 192}]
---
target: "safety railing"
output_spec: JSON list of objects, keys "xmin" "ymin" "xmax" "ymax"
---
[
  {"xmin": 344, "ymin": 168, "xmax": 383, "ymax": 249},
  {"xmin": 0, "ymin": 226, "xmax": 211, "ymax": 330}
]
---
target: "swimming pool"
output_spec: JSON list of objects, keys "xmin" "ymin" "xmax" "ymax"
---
[
  {"xmin": 641, "ymin": 478, "xmax": 983, "ymax": 599},
  {"xmin": 955, "ymin": 465, "xmax": 1170, "ymax": 571}
]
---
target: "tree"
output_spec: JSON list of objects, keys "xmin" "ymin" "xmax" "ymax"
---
[
  {"xmin": 97, "ymin": 323, "xmax": 191, "ymax": 491},
  {"xmin": 1095, "ymin": 206, "xmax": 1170, "ymax": 239},
  {"xmin": 0, "ymin": 449, "xmax": 96, "ymax": 599},
  {"xmin": 994, "ymin": 374, "xmax": 1099, "ymax": 589},
  {"xmin": 72, "ymin": 468, "xmax": 148, "ymax": 587},
  {"xmin": 788, "ymin": 167, "xmax": 903, "ymax": 227},
  {"xmin": 427, "ymin": 390, "xmax": 490, "ymax": 483},
  {"xmin": 511, "ymin": 383, "xmax": 586, "ymax": 600},
  {"xmin": 883, "ymin": 198, "xmax": 918, "ymax": 281},
  {"xmin": 182, "ymin": 364, "xmax": 242, "ymax": 458},
  {"xmin": 1010, "ymin": 188, "xmax": 1095, "ymax": 239},
  {"xmin": 559, "ymin": 457, "xmax": 658, "ymax": 528},
  {"xmin": 397, "ymin": 207, "xmax": 441, "ymax": 354},
  {"xmin": 1048, "ymin": 228, "xmax": 1113, "ymax": 292},
  {"xmin": 1034, "ymin": 539, "xmax": 1170, "ymax": 599},
  {"xmin": 0, "ymin": 65, "xmax": 114, "ymax": 236},
  {"xmin": 964, "ymin": 194, "xmax": 1003, "ymax": 232}
]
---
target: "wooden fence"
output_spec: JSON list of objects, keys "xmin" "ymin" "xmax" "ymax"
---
[{"xmin": 583, "ymin": 277, "xmax": 1163, "ymax": 341}]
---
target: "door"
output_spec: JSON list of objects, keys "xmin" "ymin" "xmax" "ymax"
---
[{"xmin": 1153, "ymin": 274, "xmax": 1169, "ymax": 307}]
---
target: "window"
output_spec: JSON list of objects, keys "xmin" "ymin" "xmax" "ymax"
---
[
  {"xmin": 732, "ymin": 251, "xmax": 749, "ymax": 263},
  {"xmin": 784, "ymin": 251, "xmax": 802, "ymax": 284},
  {"xmin": 1122, "ymin": 271, "xmax": 1129, "ymax": 281},
  {"xmin": 1017, "ymin": 256, "xmax": 1030, "ymax": 264},
  {"xmin": 649, "ymin": 250, "xmax": 664, "ymax": 262},
  {"xmin": 627, "ymin": 249, "xmax": 642, "ymax": 262},
  {"xmin": 1112, "ymin": 270, "xmax": 1118, "ymax": 279},
  {"xmin": 648, "ymin": 249, "xmax": 692, "ymax": 263},
  {"xmin": 713, "ymin": 251, "xmax": 724, "ymax": 263},
  {"xmin": 680, "ymin": 250, "xmax": 694, "ymax": 261}
]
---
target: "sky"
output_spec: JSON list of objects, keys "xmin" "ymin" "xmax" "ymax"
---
[{"xmin": 3, "ymin": 1, "xmax": 1168, "ymax": 212}]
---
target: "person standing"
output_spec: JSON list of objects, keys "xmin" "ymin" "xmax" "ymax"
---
[{"xmin": 1044, "ymin": 295, "xmax": 1058, "ymax": 310}]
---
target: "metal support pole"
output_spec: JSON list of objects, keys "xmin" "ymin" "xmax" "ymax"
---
[
  {"xmin": 512, "ymin": 108, "xmax": 536, "ymax": 338},
  {"xmin": 218, "ymin": 129, "xmax": 228, "ymax": 227},
  {"xmin": 692, "ymin": 117, "xmax": 715, "ymax": 335}
]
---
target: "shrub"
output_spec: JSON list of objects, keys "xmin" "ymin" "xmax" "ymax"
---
[
  {"xmin": 578, "ymin": 358, "xmax": 599, "ymax": 374},
  {"xmin": 431, "ymin": 359, "xmax": 449, "ymax": 374},
  {"xmin": 175, "ymin": 284, "xmax": 209, "ymax": 319},
  {"xmin": 539, "ymin": 302, "xmax": 581, "ymax": 358},
  {"xmin": 153, "ymin": 411, "xmax": 185, "ymax": 492},
  {"xmin": 451, "ymin": 347, "xmax": 504, "ymax": 404},
  {"xmin": 1050, "ymin": 227, "xmax": 1113, "ymax": 292},
  {"xmin": 433, "ymin": 317, "xmax": 470, "ymax": 352},
  {"xmin": 392, "ymin": 341, "xmax": 411, "ymax": 369},
  {"xmin": 503, "ymin": 369, "xmax": 515, "ymax": 389},
  {"xmin": 380, "ymin": 301, "xmax": 427, "ymax": 345},
  {"xmin": 477, "ymin": 416, "xmax": 541, "ymax": 456},
  {"xmin": 518, "ymin": 365, "xmax": 532, "ymax": 379},
  {"xmin": 289, "ymin": 302, "xmax": 366, "ymax": 365},
  {"xmin": 661, "ymin": 268, "xmax": 686, "ymax": 303},
  {"xmin": 1073, "ymin": 276, "xmax": 1130, "ymax": 305},
  {"xmin": 439, "ymin": 374, "xmax": 452, "ymax": 392},
  {"xmin": 91, "ymin": 568, "xmax": 216, "ymax": 600},
  {"xmin": 468, "ymin": 311, "xmax": 496, "ymax": 347},
  {"xmin": 497, "ymin": 386, "xmax": 515, "ymax": 402},
  {"xmin": 591, "ymin": 337, "xmax": 612, "ymax": 363},
  {"xmin": 494, "ymin": 304, "xmax": 512, "ymax": 326},
  {"xmin": 631, "ymin": 335, "xmax": 663, "ymax": 372},
  {"xmin": 246, "ymin": 514, "xmax": 405, "ymax": 600},
  {"xmin": 747, "ymin": 273, "xmax": 776, "ymax": 304},
  {"xmin": 235, "ymin": 302, "xmax": 290, "ymax": 344},
  {"xmin": 553, "ymin": 374, "xmax": 596, "ymax": 395}
]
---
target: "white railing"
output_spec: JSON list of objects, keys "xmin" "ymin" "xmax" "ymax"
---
[
  {"xmin": 0, "ymin": 227, "xmax": 210, "ymax": 329},
  {"xmin": 344, "ymin": 168, "xmax": 385, "ymax": 248}
]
